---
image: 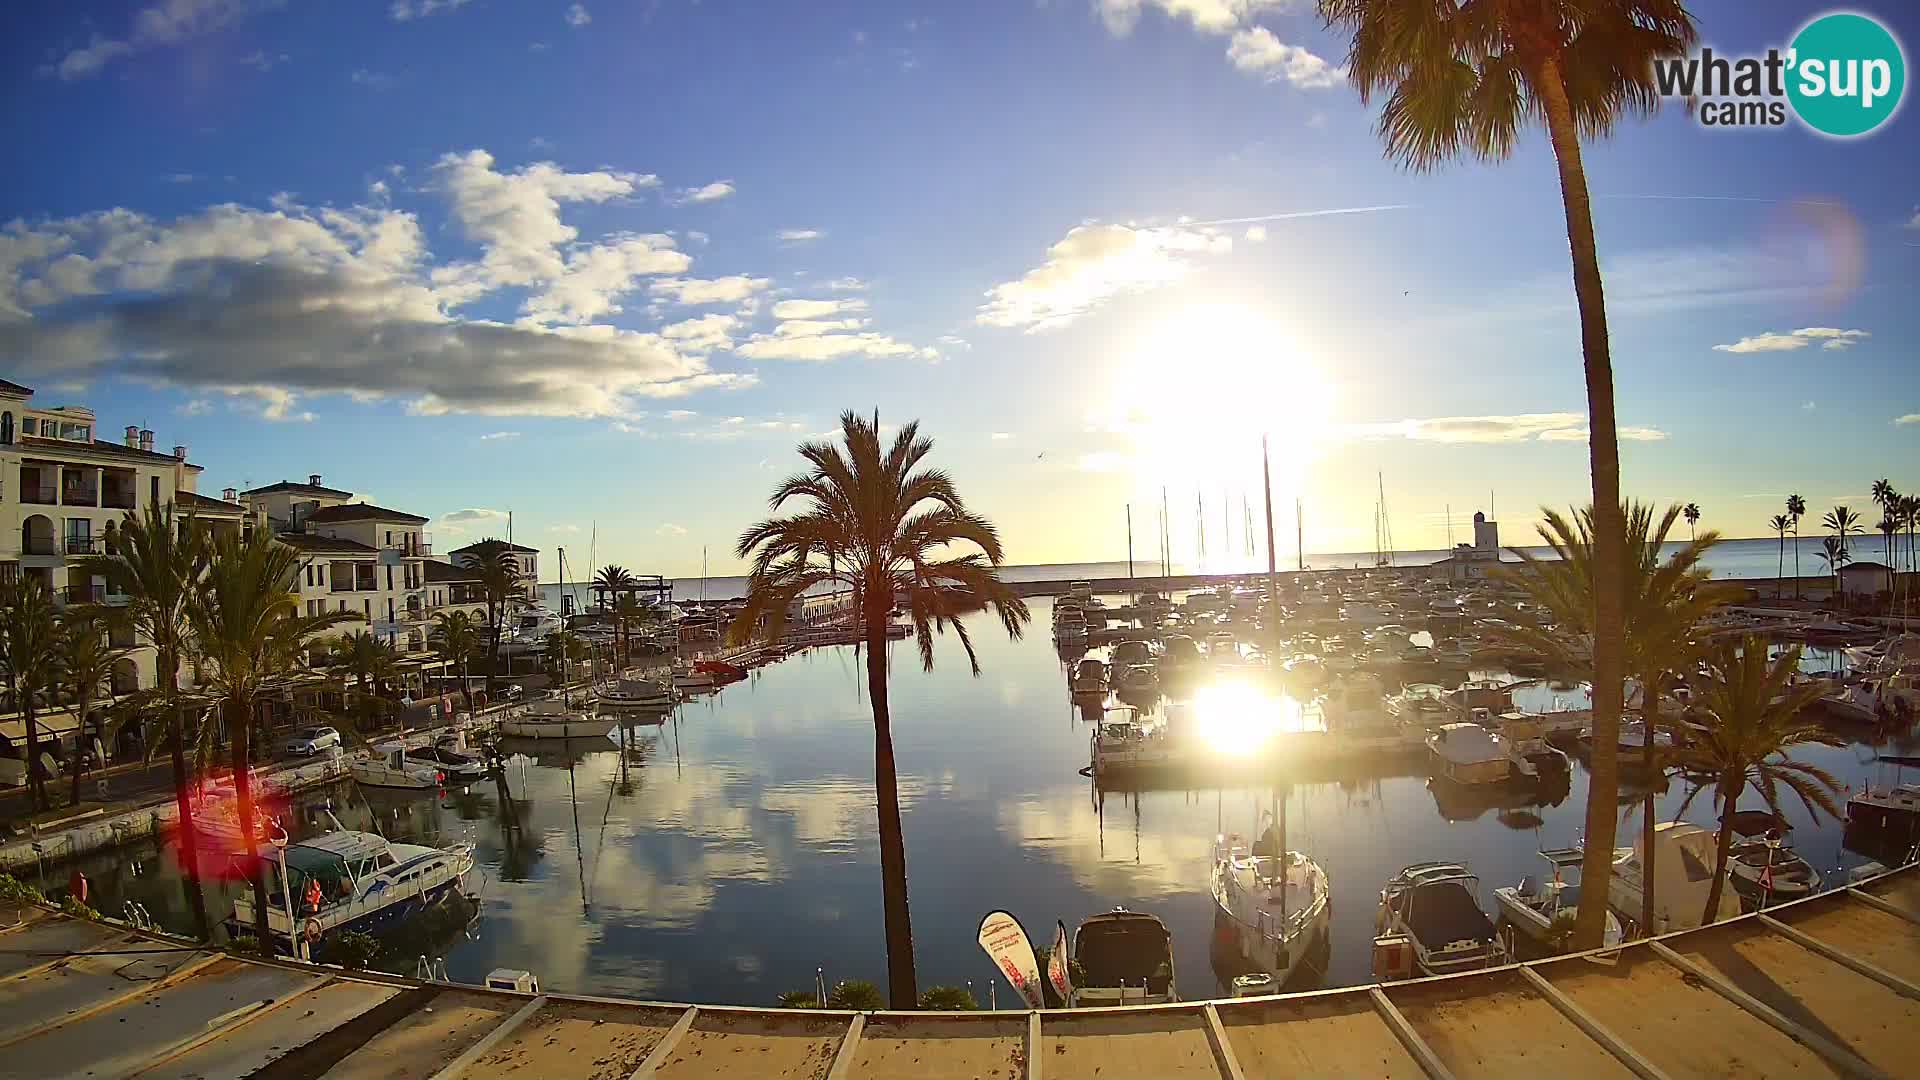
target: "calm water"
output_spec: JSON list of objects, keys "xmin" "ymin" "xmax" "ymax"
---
[
  {"xmin": 62, "ymin": 599, "xmax": 1919, "ymax": 1006},
  {"xmin": 545, "ymin": 535, "xmax": 1869, "ymax": 606}
]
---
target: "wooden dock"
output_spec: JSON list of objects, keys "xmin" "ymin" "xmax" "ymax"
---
[{"xmin": 0, "ymin": 863, "xmax": 1914, "ymax": 1078}]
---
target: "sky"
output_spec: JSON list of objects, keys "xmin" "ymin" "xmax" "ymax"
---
[{"xmin": 3, "ymin": 0, "xmax": 1917, "ymax": 577}]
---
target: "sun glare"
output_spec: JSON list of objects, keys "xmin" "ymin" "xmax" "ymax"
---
[{"xmin": 1188, "ymin": 682, "xmax": 1307, "ymax": 756}]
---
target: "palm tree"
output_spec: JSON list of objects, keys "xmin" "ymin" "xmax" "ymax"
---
[
  {"xmin": 1822, "ymin": 505, "xmax": 1861, "ymax": 555},
  {"xmin": 331, "ymin": 630, "xmax": 395, "ymax": 736},
  {"xmin": 1316, "ymin": 0, "xmax": 1696, "ymax": 948},
  {"xmin": 189, "ymin": 529, "xmax": 359, "ymax": 947},
  {"xmin": 1768, "ymin": 514, "xmax": 1791, "ymax": 601},
  {"xmin": 593, "ymin": 564, "xmax": 635, "ymax": 613},
  {"xmin": 1870, "ymin": 479, "xmax": 1897, "ymax": 563},
  {"xmin": 1682, "ymin": 503, "xmax": 1700, "ymax": 541},
  {"xmin": 429, "ymin": 611, "xmax": 482, "ymax": 718},
  {"xmin": 1786, "ymin": 494, "xmax": 1806, "ymax": 598},
  {"xmin": 78, "ymin": 503, "xmax": 213, "ymax": 938},
  {"xmin": 1675, "ymin": 637, "xmax": 1842, "ymax": 924},
  {"xmin": 54, "ymin": 611, "xmax": 127, "ymax": 807},
  {"xmin": 461, "ymin": 547, "xmax": 522, "ymax": 694},
  {"xmin": 611, "ymin": 592, "xmax": 647, "ymax": 666},
  {"xmin": 732, "ymin": 411, "xmax": 1030, "ymax": 1006},
  {"xmin": 1816, "ymin": 536, "xmax": 1851, "ymax": 605},
  {"xmin": 0, "ymin": 576, "xmax": 61, "ymax": 811},
  {"xmin": 1498, "ymin": 502, "xmax": 1736, "ymax": 938}
]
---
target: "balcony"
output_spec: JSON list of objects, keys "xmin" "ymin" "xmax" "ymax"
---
[
  {"xmin": 61, "ymin": 583, "xmax": 103, "ymax": 604},
  {"xmin": 19, "ymin": 484, "xmax": 56, "ymax": 505},
  {"xmin": 65, "ymin": 536, "xmax": 104, "ymax": 555},
  {"xmin": 102, "ymin": 488, "xmax": 137, "ymax": 510},
  {"xmin": 21, "ymin": 536, "xmax": 58, "ymax": 557},
  {"xmin": 61, "ymin": 484, "xmax": 100, "ymax": 507}
]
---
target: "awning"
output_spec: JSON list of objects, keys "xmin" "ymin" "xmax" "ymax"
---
[{"xmin": 0, "ymin": 710, "xmax": 81, "ymax": 742}]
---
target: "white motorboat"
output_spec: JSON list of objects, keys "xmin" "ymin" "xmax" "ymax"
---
[
  {"xmin": 231, "ymin": 828, "xmax": 474, "ymax": 954},
  {"xmin": 1819, "ymin": 676, "xmax": 1880, "ymax": 722},
  {"xmin": 1848, "ymin": 782, "xmax": 1920, "ymax": 832},
  {"xmin": 1446, "ymin": 678, "xmax": 1514, "ymax": 713},
  {"xmin": 350, "ymin": 744, "xmax": 446, "ymax": 790},
  {"xmin": 1845, "ymin": 633, "xmax": 1920, "ymax": 676},
  {"xmin": 1606, "ymin": 821, "xmax": 1742, "ymax": 935},
  {"xmin": 1071, "ymin": 658, "xmax": 1109, "ymax": 697},
  {"xmin": 1500, "ymin": 714, "xmax": 1572, "ymax": 780},
  {"xmin": 1727, "ymin": 834, "xmax": 1823, "ymax": 905},
  {"xmin": 498, "ymin": 698, "xmax": 617, "ymax": 740},
  {"xmin": 600, "ymin": 677, "xmax": 676, "ymax": 709},
  {"xmin": 1426, "ymin": 722, "xmax": 1511, "ymax": 785},
  {"xmin": 1376, "ymin": 863, "xmax": 1507, "ymax": 977},
  {"xmin": 1068, "ymin": 909, "xmax": 1177, "ymax": 1007},
  {"xmin": 497, "ymin": 606, "xmax": 566, "ymax": 655},
  {"xmin": 1116, "ymin": 662, "xmax": 1158, "ymax": 696},
  {"xmin": 1209, "ymin": 826, "xmax": 1330, "ymax": 988},
  {"xmin": 670, "ymin": 661, "xmax": 715, "ymax": 689},
  {"xmin": 411, "ymin": 739, "xmax": 487, "ymax": 780},
  {"xmin": 1493, "ymin": 848, "xmax": 1624, "ymax": 950},
  {"xmin": 1090, "ymin": 715, "xmax": 1178, "ymax": 775},
  {"xmin": 189, "ymin": 779, "xmax": 277, "ymax": 854}
]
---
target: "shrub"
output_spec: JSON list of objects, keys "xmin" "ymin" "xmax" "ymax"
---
[
  {"xmin": 917, "ymin": 985, "xmax": 977, "ymax": 1011},
  {"xmin": 330, "ymin": 931, "xmax": 383, "ymax": 970},
  {"xmin": 825, "ymin": 979, "xmax": 884, "ymax": 1010},
  {"xmin": 776, "ymin": 990, "xmax": 820, "ymax": 1009}
]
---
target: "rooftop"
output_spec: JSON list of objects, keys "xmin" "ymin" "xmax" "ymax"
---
[
  {"xmin": 276, "ymin": 532, "xmax": 378, "ymax": 554},
  {"xmin": 304, "ymin": 502, "xmax": 429, "ymax": 525},
  {"xmin": 424, "ymin": 559, "xmax": 481, "ymax": 583},
  {"xmin": 449, "ymin": 538, "xmax": 538, "ymax": 556},
  {"xmin": 14, "ymin": 434, "xmax": 204, "ymax": 470},
  {"xmin": 241, "ymin": 479, "xmax": 356, "ymax": 498},
  {"xmin": 0, "ymin": 378, "xmax": 33, "ymax": 397},
  {"xmin": 174, "ymin": 489, "xmax": 245, "ymax": 516}
]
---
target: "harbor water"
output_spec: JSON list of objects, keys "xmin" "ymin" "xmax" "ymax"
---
[{"xmin": 61, "ymin": 598, "xmax": 1918, "ymax": 1006}]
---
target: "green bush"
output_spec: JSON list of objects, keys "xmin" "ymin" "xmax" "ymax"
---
[
  {"xmin": 775, "ymin": 990, "xmax": 820, "ymax": 1009},
  {"xmin": 59, "ymin": 895, "xmax": 101, "ymax": 922},
  {"xmin": 0, "ymin": 874, "xmax": 46, "ymax": 906},
  {"xmin": 917, "ymin": 985, "xmax": 977, "ymax": 1011},
  {"xmin": 329, "ymin": 931, "xmax": 383, "ymax": 970},
  {"xmin": 825, "ymin": 979, "xmax": 884, "ymax": 1010}
]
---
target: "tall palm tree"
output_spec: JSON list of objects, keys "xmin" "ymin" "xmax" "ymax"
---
[
  {"xmin": 1768, "ymin": 514, "xmax": 1791, "ymax": 601},
  {"xmin": 593, "ymin": 564, "xmax": 635, "ymax": 613},
  {"xmin": 331, "ymin": 630, "xmax": 395, "ymax": 736},
  {"xmin": 78, "ymin": 503, "xmax": 212, "ymax": 938},
  {"xmin": 1822, "ymin": 505, "xmax": 1861, "ymax": 556},
  {"xmin": 461, "ymin": 547, "xmax": 522, "ymax": 694},
  {"xmin": 1786, "ymin": 494, "xmax": 1806, "ymax": 598},
  {"xmin": 0, "ymin": 576, "xmax": 61, "ymax": 811},
  {"xmin": 54, "ymin": 611, "xmax": 127, "ymax": 807},
  {"xmin": 732, "ymin": 411, "xmax": 1030, "ymax": 1006},
  {"xmin": 1317, "ymin": 0, "xmax": 1695, "ymax": 948},
  {"xmin": 429, "ymin": 611, "xmax": 481, "ymax": 717},
  {"xmin": 189, "ymin": 529, "xmax": 359, "ymax": 947},
  {"xmin": 1870, "ymin": 479, "xmax": 1897, "ymax": 563},
  {"xmin": 1675, "ymin": 637, "xmax": 1842, "ymax": 924},
  {"xmin": 1816, "ymin": 536, "xmax": 1851, "ymax": 606},
  {"xmin": 611, "ymin": 592, "xmax": 647, "ymax": 666},
  {"xmin": 1498, "ymin": 502, "xmax": 1736, "ymax": 938},
  {"xmin": 1682, "ymin": 502, "xmax": 1700, "ymax": 541}
]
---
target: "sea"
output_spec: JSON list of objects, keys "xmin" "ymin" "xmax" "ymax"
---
[{"xmin": 62, "ymin": 593, "xmax": 1919, "ymax": 1007}]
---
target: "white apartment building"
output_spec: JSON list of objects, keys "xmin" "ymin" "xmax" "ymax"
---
[
  {"xmin": 443, "ymin": 539, "xmax": 540, "ymax": 605},
  {"xmin": 239, "ymin": 479, "xmax": 433, "ymax": 652}
]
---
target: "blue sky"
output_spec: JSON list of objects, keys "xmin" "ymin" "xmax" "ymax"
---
[{"xmin": 3, "ymin": 0, "xmax": 1917, "ymax": 575}]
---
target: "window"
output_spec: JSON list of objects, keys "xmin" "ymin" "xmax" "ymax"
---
[
  {"xmin": 376, "ymin": 852, "xmax": 395, "ymax": 870},
  {"xmin": 386, "ymin": 565, "xmax": 393, "ymax": 590},
  {"xmin": 20, "ymin": 417, "xmax": 35, "ymax": 435},
  {"xmin": 0, "ymin": 412, "xmax": 11, "ymax": 443},
  {"xmin": 385, "ymin": 530, "xmax": 392, "ymax": 545},
  {"xmin": 363, "ymin": 599, "xmax": 371, "ymax": 617},
  {"xmin": 150, "ymin": 476, "xmax": 159, "ymax": 504}
]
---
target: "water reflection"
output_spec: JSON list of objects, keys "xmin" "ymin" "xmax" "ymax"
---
[{"xmin": 58, "ymin": 599, "xmax": 1919, "ymax": 1005}]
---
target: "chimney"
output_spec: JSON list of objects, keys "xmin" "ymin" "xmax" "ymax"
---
[
  {"xmin": 309, "ymin": 473, "xmax": 322, "ymax": 487},
  {"xmin": 138, "ymin": 429, "xmax": 154, "ymax": 452},
  {"xmin": 222, "ymin": 487, "xmax": 237, "ymax": 503},
  {"xmin": 124, "ymin": 425, "xmax": 138, "ymax": 447},
  {"xmin": 173, "ymin": 445, "xmax": 187, "ymax": 461}
]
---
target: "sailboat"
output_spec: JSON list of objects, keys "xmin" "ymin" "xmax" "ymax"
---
[{"xmin": 499, "ymin": 545, "xmax": 616, "ymax": 740}]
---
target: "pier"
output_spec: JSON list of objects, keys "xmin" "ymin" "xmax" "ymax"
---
[{"xmin": 0, "ymin": 863, "xmax": 1912, "ymax": 1077}]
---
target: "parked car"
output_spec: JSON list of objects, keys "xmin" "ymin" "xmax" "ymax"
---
[{"xmin": 284, "ymin": 726, "xmax": 343, "ymax": 757}]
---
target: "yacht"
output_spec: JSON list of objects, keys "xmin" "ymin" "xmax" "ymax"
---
[
  {"xmin": 1446, "ymin": 678, "xmax": 1514, "ymax": 713},
  {"xmin": 1498, "ymin": 713, "xmax": 1572, "ymax": 780},
  {"xmin": 1848, "ymin": 782, "xmax": 1920, "ymax": 832},
  {"xmin": 497, "ymin": 698, "xmax": 617, "ymax": 739},
  {"xmin": 1090, "ymin": 714, "xmax": 1177, "ymax": 775},
  {"xmin": 232, "ymin": 828, "xmax": 475, "ymax": 954},
  {"xmin": 1606, "ymin": 821, "xmax": 1741, "ymax": 934},
  {"xmin": 350, "ymin": 744, "xmax": 447, "ymax": 790},
  {"xmin": 1209, "ymin": 825, "xmax": 1330, "ymax": 988},
  {"xmin": 410, "ymin": 740, "xmax": 487, "ymax": 781},
  {"xmin": 1426, "ymin": 722, "xmax": 1511, "ymax": 786},
  {"xmin": 498, "ymin": 606, "xmax": 566, "ymax": 654},
  {"xmin": 1376, "ymin": 863, "xmax": 1506, "ymax": 977},
  {"xmin": 1493, "ymin": 848, "xmax": 1624, "ymax": 950},
  {"xmin": 1071, "ymin": 658, "xmax": 1109, "ymax": 698},
  {"xmin": 1068, "ymin": 909, "xmax": 1177, "ymax": 1007},
  {"xmin": 601, "ymin": 676, "xmax": 676, "ymax": 709}
]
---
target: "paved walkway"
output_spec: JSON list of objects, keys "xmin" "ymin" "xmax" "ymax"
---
[{"xmin": 0, "ymin": 863, "xmax": 1913, "ymax": 1078}]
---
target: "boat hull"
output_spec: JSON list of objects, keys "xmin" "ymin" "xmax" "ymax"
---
[{"xmin": 498, "ymin": 716, "xmax": 617, "ymax": 739}]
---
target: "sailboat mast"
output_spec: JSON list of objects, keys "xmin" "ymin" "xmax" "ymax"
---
[
  {"xmin": 1197, "ymin": 493, "xmax": 1206, "ymax": 561},
  {"xmin": 1126, "ymin": 504, "xmax": 1134, "ymax": 579},
  {"xmin": 1295, "ymin": 497, "xmax": 1304, "ymax": 571}
]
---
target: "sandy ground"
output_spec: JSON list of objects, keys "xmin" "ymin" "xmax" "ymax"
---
[
  {"xmin": 1861, "ymin": 869, "xmax": 1920, "ymax": 913},
  {"xmin": 850, "ymin": 1015, "xmax": 1025, "ymax": 1080},
  {"xmin": 1220, "ymin": 995, "xmax": 1425, "ymax": 1078},
  {"xmin": 461, "ymin": 1000, "xmax": 683, "ymax": 1080},
  {"xmin": 321, "ymin": 990, "xmax": 519, "ymax": 1080},
  {"xmin": 1776, "ymin": 894, "xmax": 1920, "ymax": 984},
  {"xmin": 1039, "ymin": 1010, "xmax": 1221, "ymax": 1079},
  {"xmin": 653, "ymin": 1011, "xmax": 850, "ymax": 1080},
  {"xmin": 1388, "ymin": 969, "xmax": 1636, "ymax": 1079}
]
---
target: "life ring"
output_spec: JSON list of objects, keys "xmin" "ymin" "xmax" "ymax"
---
[{"xmin": 303, "ymin": 918, "xmax": 324, "ymax": 944}]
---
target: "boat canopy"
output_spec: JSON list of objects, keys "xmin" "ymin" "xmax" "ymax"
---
[{"xmin": 1074, "ymin": 912, "xmax": 1173, "ymax": 995}]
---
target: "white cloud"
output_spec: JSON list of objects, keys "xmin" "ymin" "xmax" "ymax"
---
[
  {"xmin": 479, "ymin": 430, "xmax": 520, "ymax": 441},
  {"xmin": 390, "ymin": 0, "xmax": 473, "ymax": 20},
  {"xmin": 991, "ymin": 432, "xmax": 1013, "ymax": 440},
  {"xmin": 656, "ymin": 523, "xmax": 689, "ymax": 536},
  {"xmin": 977, "ymin": 223, "xmax": 1230, "ymax": 331},
  {"xmin": 660, "ymin": 313, "xmax": 737, "ymax": 352},
  {"xmin": 1712, "ymin": 327, "xmax": 1871, "ymax": 354},
  {"xmin": 1094, "ymin": 0, "xmax": 1298, "ymax": 36},
  {"xmin": 1244, "ymin": 224, "xmax": 1267, "ymax": 242},
  {"xmin": 1906, "ymin": 208, "xmax": 1919, "ymax": 230},
  {"xmin": 564, "ymin": 3, "xmax": 592, "ymax": 27},
  {"xmin": 776, "ymin": 228, "xmax": 823, "ymax": 243},
  {"xmin": 1802, "ymin": 401, "xmax": 1817, "ymax": 411},
  {"xmin": 825, "ymin": 276, "xmax": 867, "ymax": 291},
  {"xmin": 1226, "ymin": 27, "xmax": 1342, "ymax": 89},
  {"xmin": 770, "ymin": 297, "xmax": 867, "ymax": 319},
  {"xmin": 1896, "ymin": 414, "xmax": 1920, "ymax": 425},
  {"xmin": 936, "ymin": 334, "xmax": 971, "ymax": 350},
  {"xmin": 523, "ymin": 232, "xmax": 689, "ymax": 324},
  {"xmin": 549, "ymin": 523, "xmax": 583, "ymax": 533},
  {"xmin": 47, "ymin": 0, "xmax": 262, "ymax": 81},
  {"xmin": 1355, "ymin": 412, "xmax": 1664, "ymax": 444},
  {"xmin": 177, "ymin": 398, "xmax": 212, "ymax": 416},
  {"xmin": 736, "ymin": 327, "xmax": 929, "ymax": 362},
  {"xmin": 437, "ymin": 507, "xmax": 508, "ymax": 535},
  {"xmin": 665, "ymin": 409, "xmax": 698, "ymax": 421},
  {"xmin": 680, "ymin": 181, "xmax": 735, "ymax": 204},
  {"xmin": 239, "ymin": 49, "xmax": 287, "ymax": 71},
  {"xmin": 649, "ymin": 275, "xmax": 770, "ymax": 305}
]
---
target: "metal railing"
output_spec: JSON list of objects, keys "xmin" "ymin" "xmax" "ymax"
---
[
  {"xmin": 65, "ymin": 536, "xmax": 103, "ymax": 555},
  {"xmin": 101, "ymin": 490, "xmax": 137, "ymax": 509},
  {"xmin": 19, "ymin": 485, "xmax": 56, "ymax": 505},
  {"xmin": 21, "ymin": 536, "xmax": 57, "ymax": 556},
  {"xmin": 61, "ymin": 487, "xmax": 99, "ymax": 507},
  {"xmin": 61, "ymin": 583, "xmax": 103, "ymax": 604}
]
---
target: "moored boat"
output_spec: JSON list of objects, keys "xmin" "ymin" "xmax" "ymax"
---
[
  {"xmin": 1426, "ymin": 722, "xmax": 1511, "ymax": 785},
  {"xmin": 1071, "ymin": 658, "xmax": 1109, "ymax": 697},
  {"xmin": 498, "ymin": 698, "xmax": 617, "ymax": 739},
  {"xmin": 1606, "ymin": 821, "xmax": 1741, "ymax": 934},
  {"xmin": 349, "ymin": 744, "xmax": 447, "ymax": 790},
  {"xmin": 1493, "ymin": 848, "xmax": 1624, "ymax": 951},
  {"xmin": 600, "ymin": 677, "xmax": 676, "ymax": 709},
  {"xmin": 1209, "ymin": 825, "xmax": 1330, "ymax": 988},
  {"xmin": 1068, "ymin": 909, "xmax": 1178, "ymax": 1007},
  {"xmin": 1376, "ymin": 862, "xmax": 1506, "ymax": 977},
  {"xmin": 232, "ymin": 828, "xmax": 475, "ymax": 954}
]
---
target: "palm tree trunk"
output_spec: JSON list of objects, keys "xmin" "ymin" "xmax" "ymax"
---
[
  {"xmin": 1793, "ymin": 526, "xmax": 1801, "ymax": 599},
  {"xmin": 167, "ymin": 675, "xmax": 211, "ymax": 939},
  {"xmin": 1703, "ymin": 773, "xmax": 1740, "ymax": 926},
  {"xmin": 1537, "ymin": 55, "xmax": 1627, "ymax": 951},
  {"xmin": 24, "ymin": 706, "xmax": 47, "ymax": 812},
  {"xmin": 460, "ymin": 654, "xmax": 475, "ymax": 718},
  {"xmin": 864, "ymin": 588, "xmax": 917, "ymax": 1008},
  {"xmin": 228, "ymin": 697, "xmax": 272, "ymax": 949},
  {"xmin": 1639, "ymin": 668, "xmax": 1659, "ymax": 937},
  {"xmin": 1776, "ymin": 532, "xmax": 1785, "ymax": 600},
  {"xmin": 70, "ymin": 703, "xmax": 89, "ymax": 808}
]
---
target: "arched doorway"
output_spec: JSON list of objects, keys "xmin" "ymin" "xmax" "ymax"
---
[
  {"xmin": 0, "ymin": 411, "xmax": 12, "ymax": 444},
  {"xmin": 111, "ymin": 657, "xmax": 139, "ymax": 697},
  {"xmin": 21, "ymin": 514, "xmax": 53, "ymax": 557}
]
